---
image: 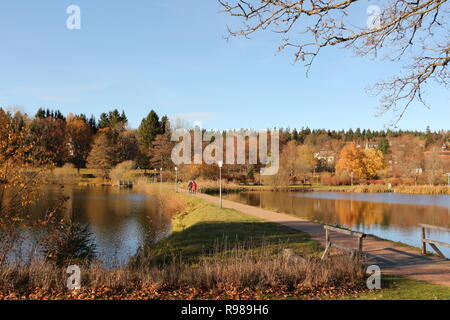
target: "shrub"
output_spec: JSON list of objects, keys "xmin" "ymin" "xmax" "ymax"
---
[
  {"xmin": 51, "ymin": 163, "xmax": 81, "ymax": 185},
  {"xmin": 320, "ymin": 173, "xmax": 351, "ymax": 186},
  {"xmin": 41, "ymin": 223, "xmax": 96, "ymax": 267},
  {"xmin": 110, "ymin": 161, "xmax": 135, "ymax": 185},
  {"xmin": 134, "ymin": 183, "xmax": 187, "ymax": 218}
]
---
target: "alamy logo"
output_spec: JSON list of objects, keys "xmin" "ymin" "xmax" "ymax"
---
[
  {"xmin": 66, "ymin": 5, "xmax": 81, "ymax": 30},
  {"xmin": 366, "ymin": 5, "xmax": 382, "ymax": 30},
  {"xmin": 366, "ymin": 265, "xmax": 381, "ymax": 289},
  {"xmin": 66, "ymin": 265, "xmax": 81, "ymax": 290},
  {"xmin": 171, "ymin": 129, "xmax": 280, "ymax": 175}
]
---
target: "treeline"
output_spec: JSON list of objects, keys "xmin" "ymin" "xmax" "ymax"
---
[
  {"xmin": 1, "ymin": 107, "xmax": 449, "ymax": 185},
  {"xmin": 0, "ymin": 107, "xmax": 170, "ymax": 172},
  {"xmin": 279, "ymin": 126, "xmax": 448, "ymax": 147}
]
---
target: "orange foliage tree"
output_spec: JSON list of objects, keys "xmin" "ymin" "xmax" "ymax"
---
[
  {"xmin": 336, "ymin": 144, "xmax": 385, "ymax": 180},
  {"xmin": 66, "ymin": 117, "xmax": 92, "ymax": 170},
  {"xmin": 0, "ymin": 109, "xmax": 42, "ymax": 222}
]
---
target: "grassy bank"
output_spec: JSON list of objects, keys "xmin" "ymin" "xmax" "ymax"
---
[
  {"xmin": 2, "ymin": 187, "xmax": 450, "ymax": 299},
  {"xmin": 346, "ymin": 184, "xmax": 449, "ymax": 194},
  {"xmin": 40, "ymin": 165, "xmax": 450, "ymax": 195},
  {"xmin": 149, "ymin": 195, "xmax": 322, "ymax": 263},
  {"xmin": 0, "ymin": 191, "xmax": 367, "ymax": 300},
  {"xmin": 153, "ymin": 193, "xmax": 450, "ymax": 300},
  {"xmin": 139, "ymin": 191, "xmax": 450, "ymax": 300},
  {"xmin": 201, "ymin": 182, "xmax": 449, "ymax": 195}
]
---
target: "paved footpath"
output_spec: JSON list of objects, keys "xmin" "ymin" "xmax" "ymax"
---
[{"xmin": 191, "ymin": 191, "xmax": 450, "ymax": 287}]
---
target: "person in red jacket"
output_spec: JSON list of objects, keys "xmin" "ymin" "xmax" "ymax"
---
[{"xmin": 192, "ymin": 180, "xmax": 197, "ymax": 194}]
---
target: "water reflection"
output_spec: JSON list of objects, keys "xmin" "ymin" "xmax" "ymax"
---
[
  {"xmin": 30, "ymin": 185, "xmax": 171, "ymax": 266},
  {"xmin": 224, "ymin": 191, "xmax": 450, "ymax": 257}
]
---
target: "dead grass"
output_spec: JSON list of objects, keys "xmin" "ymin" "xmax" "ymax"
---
[
  {"xmin": 0, "ymin": 242, "xmax": 366, "ymax": 299},
  {"xmin": 350, "ymin": 185, "xmax": 390, "ymax": 193},
  {"xmin": 134, "ymin": 180, "xmax": 188, "ymax": 218},
  {"xmin": 109, "ymin": 161, "xmax": 135, "ymax": 186},
  {"xmin": 393, "ymin": 185, "xmax": 449, "ymax": 195},
  {"xmin": 348, "ymin": 184, "xmax": 449, "ymax": 194},
  {"xmin": 48, "ymin": 163, "xmax": 81, "ymax": 185}
]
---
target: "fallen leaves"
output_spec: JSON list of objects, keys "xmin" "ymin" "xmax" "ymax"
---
[{"xmin": 0, "ymin": 282, "xmax": 368, "ymax": 300}]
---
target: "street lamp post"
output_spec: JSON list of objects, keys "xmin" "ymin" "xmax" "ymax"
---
[
  {"xmin": 160, "ymin": 168, "xmax": 163, "ymax": 185},
  {"xmin": 350, "ymin": 172, "xmax": 354, "ymax": 187},
  {"xmin": 218, "ymin": 161, "xmax": 223, "ymax": 208},
  {"xmin": 175, "ymin": 167, "xmax": 178, "ymax": 193},
  {"xmin": 447, "ymin": 172, "xmax": 450, "ymax": 187}
]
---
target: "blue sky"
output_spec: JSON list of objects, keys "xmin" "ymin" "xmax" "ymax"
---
[{"xmin": 0, "ymin": 0, "xmax": 448, "ymax": 131}]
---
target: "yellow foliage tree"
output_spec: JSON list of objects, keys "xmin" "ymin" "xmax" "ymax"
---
[
  {"xmin": 361, "ymin": 148, "xmax": 386, "ymax": 179},
  {"xmin": 336, "ymin": 144, "xmax": 365, "ymax": 177},
  {"xmin": 0, "ymin": 110, "xmax": 41, "ymax": 222},
  {"xmin": 336, "ymin": 144, "xmax": 385, "ymax": 179}
]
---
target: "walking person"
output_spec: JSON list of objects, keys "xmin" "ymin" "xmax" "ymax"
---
[
  {"xmin": 192, "ymin": 180, "xmax": 197, "ymax": 194},
  {"xmin": 188, "ymin": 180, "xmax": 193, "ymax": 193}
]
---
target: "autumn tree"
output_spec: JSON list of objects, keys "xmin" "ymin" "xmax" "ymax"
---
[
  {"xmin": 116, "ymin": 130, "xmax": 139, "ymax": 163},
  {"xmin": 0, "ymin": 109, "xmax": 41, "ymax": 222},
  {"xmin": 66, "ymin": 117, "xmax": 92, "ymax": 170},
  {"xmin": 424, "ymin": 146, "xmax": 445, "ymax": 185},
  {"xmin": 264, "ymin": 141, "xmax": 316, "ymax": 186},
  {"xmin": 336, "ymin": 144, "xmax": 385, "ymax": 180},
  {"xmin": 336, "ymin": 144, "xmax": 365, "ymax": 178},
  {"xmin": 86, "ymin": 132, "xmax": 116, "ymax": 177},
  {"xmin": 29, "ymin": 116, "xmax": 68, "ymax": 166},
  {"xmin": 390, "ymin": 135, "xmax": 424, "ymax": 181},
  {"xmin": 149, "ymin": 131, "xmax": 175, "ymax": 170},
  {"xmin": 361, "ymin": 148, "xmax": 386, "ymax": 179}
]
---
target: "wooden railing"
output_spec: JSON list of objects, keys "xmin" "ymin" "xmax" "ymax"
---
[
  {"xmin": 420, "ymin": 224, "xmax": 450, "ymax": 258},
  {"xmin": 321, "ymin": 225, "xmax": 366, "ymax": 259}
]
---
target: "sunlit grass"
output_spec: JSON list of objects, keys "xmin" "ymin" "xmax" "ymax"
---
[
  {"xmin": 150, "ymin": 196, "xmax": 322, "ymax": 263},
  {"xmin": 340, "ymin": 275, "xmax": 450, "ymax": 300}
]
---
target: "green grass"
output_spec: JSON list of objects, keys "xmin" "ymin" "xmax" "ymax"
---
[
  {"xmin": 340, "ymin": 275, "xmax": 450, "ymax": 300},
  {"xmin": 150, "ymin": 196, "xmax": 322, "ymax": 263},
  {"xmin": 150, "ymin": 195, "xmax": 450, "ymax": 299}
]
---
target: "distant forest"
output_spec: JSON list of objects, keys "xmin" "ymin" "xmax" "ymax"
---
[{"xmin": 1, "ymin": 107, "xmax": 449, "ymax": 185}]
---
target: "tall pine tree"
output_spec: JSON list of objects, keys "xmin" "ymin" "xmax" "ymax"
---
[{"xmin": 138, "ymin": 110, "xmax": 161, "ymax": 148}]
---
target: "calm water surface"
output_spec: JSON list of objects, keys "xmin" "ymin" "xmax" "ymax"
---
[
  {"xmin": 29, "ymin": 185, "xmax": 171, "ymax": 265},
  {"xmin": 224, "ymin": 191, "xmax": 450, "ymax": 257}
]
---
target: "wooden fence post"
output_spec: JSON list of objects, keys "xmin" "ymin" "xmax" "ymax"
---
[
  {"xmin": 419, "ymin": 224, "xmax": 450, "ymax": 258},
  {"xmin": 421, "ymin": 226, "xmax": 426, "ymax": 255}
]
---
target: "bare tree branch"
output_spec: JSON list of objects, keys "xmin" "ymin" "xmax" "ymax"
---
[{"xmin": 220, "ymin": 0, "xmax": 449, "ymax": 124}]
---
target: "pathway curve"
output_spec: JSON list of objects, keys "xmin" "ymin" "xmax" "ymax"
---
[{"xmin": 190, "ymin": 191, "xmax": 450, "ymax": 287}]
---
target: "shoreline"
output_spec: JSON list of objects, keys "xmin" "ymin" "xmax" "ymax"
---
[{"xmin": 202, "ymin": 184, "xmax": 450, "ymax": 195}]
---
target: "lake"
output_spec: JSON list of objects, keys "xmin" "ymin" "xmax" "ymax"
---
[
  {"xmin": 224, "ymin": 191, "xmax": 450, "ymax": 257},
  {"xmin": 27, "ymin": 185, "xmax": 172, "ymax": 266}
]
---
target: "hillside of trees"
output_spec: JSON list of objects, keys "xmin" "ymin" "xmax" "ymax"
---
[{"xmin": 1, "ymin": 107, "xmax": 449, "ymax": 186}]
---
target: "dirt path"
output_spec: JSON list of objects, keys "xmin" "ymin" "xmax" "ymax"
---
[{"xmin": 190, "ymin": 191, "xmax": 450, "ymax": 287}]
